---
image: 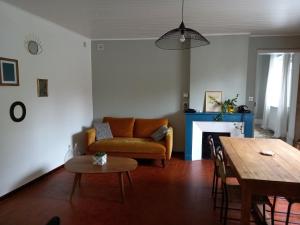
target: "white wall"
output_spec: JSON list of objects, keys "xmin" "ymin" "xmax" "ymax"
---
[
  {"xmin": 91, "ymin": 40, "xmax": 190, "ymax": 152},
  {"xmin": 0, "ymin": 2, "xmax": 93, "ymax": 197},
  {"xmin": 189, "ymin": 35, "xmax": 249, "ymax": 111}
]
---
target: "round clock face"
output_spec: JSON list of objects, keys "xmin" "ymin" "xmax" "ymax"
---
[{"xmin": 28, "ymin": 40, "xmax": 39, "ymax": 55}]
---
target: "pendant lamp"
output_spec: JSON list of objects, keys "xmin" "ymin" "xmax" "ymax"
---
[{"xmin": 155, "ymin": 0, "xmax": 209, "ymax": 50}]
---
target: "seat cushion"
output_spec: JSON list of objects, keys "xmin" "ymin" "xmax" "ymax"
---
[
  {"xmin": 88, "ymin": 137, "xmax": 166, "ymax": 154},
  {"xmin": 134, "ymin": 118, "xmax": 168, "ymax": 138},
  {"xmin": 103, "ymin": 117, "xmax": 135, "ymax": 137}
]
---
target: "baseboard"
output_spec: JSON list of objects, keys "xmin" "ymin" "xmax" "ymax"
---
[{"xmin": 0, "ymin": 165, "xmax": 63, "ymax": 201}]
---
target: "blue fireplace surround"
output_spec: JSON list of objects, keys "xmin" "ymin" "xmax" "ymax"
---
[{"xmin": 185, "ymin": 112, "xmax": 254, "ymax": 160}]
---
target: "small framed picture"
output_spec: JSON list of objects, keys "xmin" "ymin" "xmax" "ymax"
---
[
  {"xmin": 205, "ymin": 91, "xmax": 222, "ymax": 112},
  {"xmin": 37, "ymin": 79, "xmax": 48, "ymax": 97},
  {"xmin": 0, "ymin": 57, "xmax": 19, "ymax": 86}
]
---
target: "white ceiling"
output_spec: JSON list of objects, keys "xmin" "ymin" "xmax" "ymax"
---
[{"xmin": 3, "ymin": 0, "xmax": 300, "ymax": 39}]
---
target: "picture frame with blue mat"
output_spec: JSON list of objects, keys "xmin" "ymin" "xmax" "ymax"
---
[{"xmin": 0, "ymin": 57, "xmax": 19, "ymax": 86}]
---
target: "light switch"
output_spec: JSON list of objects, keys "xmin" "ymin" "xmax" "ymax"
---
[{"xmin": 248, "ymin": 96, "xmax": 254, "ymax": 102}]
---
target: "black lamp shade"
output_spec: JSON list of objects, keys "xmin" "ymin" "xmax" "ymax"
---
[{"xmin": 155, "ymin": 22, "xmax": 209, "ymax": 50}]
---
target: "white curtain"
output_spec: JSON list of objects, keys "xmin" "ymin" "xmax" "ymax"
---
[{"xmin": 262, "ymin": 53, "xmax": 292, "ymax": 138}]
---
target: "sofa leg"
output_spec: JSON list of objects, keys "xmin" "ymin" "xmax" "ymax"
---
[{"xmin": 161, "ymin": 159, "xmax": 166, "ymax": 168}]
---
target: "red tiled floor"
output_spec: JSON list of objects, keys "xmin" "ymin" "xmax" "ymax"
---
[{"xmin": 0, "ymin": 154, "xmax": 299, "ymax": 225}]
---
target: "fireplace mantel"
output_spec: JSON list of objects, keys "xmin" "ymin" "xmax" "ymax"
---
[{"xmin": 185, "ymin": 112, "xmax": 253, "ymax": 160}]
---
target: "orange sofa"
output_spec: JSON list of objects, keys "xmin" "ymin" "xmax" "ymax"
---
[{"xmin": 86, "ymin": 117, "xmax": 173, "ymax": 167}]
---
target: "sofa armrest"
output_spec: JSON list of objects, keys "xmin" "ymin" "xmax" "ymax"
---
[
  {"xmin": 165, "ymin": 126, "xmax": 173, "ymax": 160},
  {"xmin": 86, "ymin": 128, "xmax": 96, "ymax": 151}
]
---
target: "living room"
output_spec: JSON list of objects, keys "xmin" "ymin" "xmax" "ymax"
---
[{"xmin": 1, "ymin": 1, "xmax": 300, "ymax": 225}]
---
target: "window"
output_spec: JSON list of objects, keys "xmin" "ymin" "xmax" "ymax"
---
[{"xmin": 266, "ymin": 54, "xmax": 293, "ymax": 107}]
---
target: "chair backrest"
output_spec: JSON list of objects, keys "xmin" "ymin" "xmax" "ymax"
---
[
  {"xmin": 208, "ymin": 135, "xmax": 217, "ymax": 159},
  {"xmin": 215, "ymin": 146, "xmax": 223, "ymax": 165},
  {"xmin": 216, "ymin": 151, "xmax": 227, "ymax": 183}
]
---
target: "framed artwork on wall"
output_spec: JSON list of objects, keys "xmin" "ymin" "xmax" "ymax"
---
[
  {"xmin": 0, "ymin": 57, "xmax": 19, "ymax": 86},
  {"xmin": 37, "ymin": 79, "xmax": 48, "ymax": 97},
  {"xmin": 205, "ymin": 91, "xmax": 222, "ymax": 112}
]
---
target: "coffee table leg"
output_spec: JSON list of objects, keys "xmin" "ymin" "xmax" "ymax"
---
[
  {"xmin": 126, "ymin": 171, "xmax": 133, "ymax": 186},
  {"xmin": 119, "ymin": 172, "xmax": 125, "ymax": 203},
  {"xmin": 70, "ymin": 173, "xmax": 80, "ymax": 201}
]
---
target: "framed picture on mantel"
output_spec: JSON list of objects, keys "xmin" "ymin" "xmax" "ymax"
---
[{"xmin": 205, "ymin": 91, "xmax": 222, "ymax": 112}]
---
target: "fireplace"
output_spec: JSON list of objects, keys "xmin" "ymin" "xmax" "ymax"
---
[
  {"xmin": 202, "ymin": 132, "xmax": 230, "ymax": 159},
  {"xmin": 185, "ymin": 112, "xmax": 254, "ymax": 160},
  {"xmin": 191, "ymin": 121, "xmax": 244, "ymax": 160}
]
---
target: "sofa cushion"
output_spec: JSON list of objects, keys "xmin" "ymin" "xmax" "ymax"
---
[
  {"xmin": 103, "ymin": 117, "xmax": 135, "ymax": 137},
  {"xmin": 134, "ymin": 118, "xmax": 168, "ymax": 138},
  {"xmin": 94, "ymin": 122, "xmax": 113, "ymax": 140},
  {"xmin": 88, "ymin": 137, "xmax": 166, "ymax": 154},
  {"xmin": 151, "ymin": 125, "xmax": 169, "ymax": 141}
]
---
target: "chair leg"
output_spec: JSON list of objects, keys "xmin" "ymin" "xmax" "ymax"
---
[
  {"xmin": 262, "ymin": 204, "xmax": 266, "ymax": 222},
  {"xmin": 271, "ymin": 206, "xmax": 275, "ymax": 225},
  {"xmin": 211, "ymin": 167, "xmax": 216, "ymax": 197},
  {"xmin": 224, "ymin": 192, "xmax": 228, "ymax": 225},
  {"xmin": 214, "ymin": 177, "xmax": 219, "ymax": 209},
  {"xmin": 286, "ymin": 202, "xmax": 293, "ymax": 225},
  {"xmin": 271, "ymin": 197, "xmax": 277, "ymax": 225},
  {"xmin": 220, "ymin": 184, "xmax": 225, "ymax": 222}
]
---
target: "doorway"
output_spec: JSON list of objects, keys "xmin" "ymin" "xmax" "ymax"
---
[{"xmin": 254, "ymin": 51, "xmax": 300, "ymax": 144}]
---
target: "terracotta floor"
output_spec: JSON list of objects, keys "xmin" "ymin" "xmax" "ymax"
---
[{"xmin": 0, "ymin": 154, "xmax": 299, "ymax": 225}]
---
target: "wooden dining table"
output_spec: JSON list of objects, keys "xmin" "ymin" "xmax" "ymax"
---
[{"xmin": 220, "ymin": 137, "xmax": 300, "ymax": 225}]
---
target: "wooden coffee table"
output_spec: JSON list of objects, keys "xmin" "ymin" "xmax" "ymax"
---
[{"xmin": 64, "ymin": 155, "xmax": 137, "ymax": 202}]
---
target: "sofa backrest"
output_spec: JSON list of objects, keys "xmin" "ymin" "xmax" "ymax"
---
[
  {"xmin": 102, "ymin": 117, "xmax": 169, "ymax": 138},
  {"xmin": 103, "ymin": 117, "xmax": 135, "ymax": 137},
  {"xmin": 134, "ymin": 118, "xmax": 168, "ymax": 138}
]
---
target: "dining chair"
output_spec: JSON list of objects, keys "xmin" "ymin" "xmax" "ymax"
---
[
  {"xmin": 216, "ymin": 151, "xmax": 275, "ymax": 225},
  {"xmin": 208, "ymin": 135, "xmax": 236, "ymax": 209}
]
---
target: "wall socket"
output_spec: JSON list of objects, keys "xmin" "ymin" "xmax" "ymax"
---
[
  {"xmin": 96, "ymin": 43, "xmax": 104, "ymax": 51},
  {"xmin": 248, "ymin": 96, "xmax": 254, "ymax": 102}
]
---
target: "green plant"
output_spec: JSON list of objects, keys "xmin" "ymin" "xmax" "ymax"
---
[
  {"xmin": 222, "ymin": 94, "xmax": 239, "ymax": 113},
  {"xmin": 209, "ymin": 94, "xmax": 239, "ymax": 121},
  {"xmin": 95, "ymin": 152, "xmax": 106, "ymax": 157},
  {"xmin": 209, "ymin": 94, "xmax": 239, "ymax": 113}
]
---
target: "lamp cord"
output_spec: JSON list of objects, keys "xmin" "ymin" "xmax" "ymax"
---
[{"xmin": 181, "ymin": 0, "xmax": 184, "ymax": 22}]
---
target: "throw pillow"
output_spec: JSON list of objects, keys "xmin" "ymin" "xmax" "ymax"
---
[
  {"xmin": 103, "ymin": 117, "xmax": 135, "ymax": 137},
  {"xmin": 151, "ymin": 125, "xmax": 168, "ymax": 141},
  {"xmin": 94, "ymin": 122, "xmax": 113, "ymax": 140}
]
